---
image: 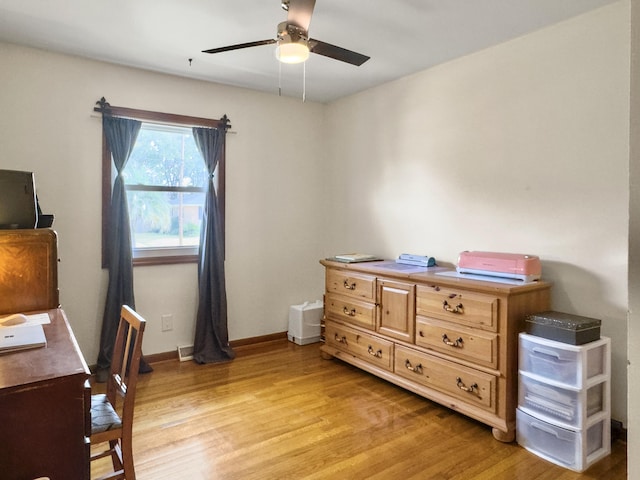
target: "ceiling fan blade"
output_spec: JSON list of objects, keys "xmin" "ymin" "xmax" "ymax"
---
[
  {"xmin": 287, "ymin": 0, "xmax": 316, "ymax": 31},
  {"xmin": 308, "ymin": 39, "xmax": 370, "ymax": 66},
  {"xmin": 202, "ymin": 39, "xmax": 276, "ymax": 55}
]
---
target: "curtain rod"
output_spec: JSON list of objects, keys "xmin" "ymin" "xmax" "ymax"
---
[
  {"xmin": 89, "ymin": 113, "xmax": 237, "ymax": 134},
  {"xmin": 93, "ymin": 97, "xmax": 233, "ymax": 132}
]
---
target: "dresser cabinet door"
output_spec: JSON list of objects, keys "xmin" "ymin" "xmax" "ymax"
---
[{"xmin": 377, "ymin": 279, "xmax": 415, "ymax": 343}]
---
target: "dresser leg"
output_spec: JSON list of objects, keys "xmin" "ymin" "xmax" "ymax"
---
[
  {"xmin": 320, "ymin": 350, "xmax": 333, "ymax": 360},
  {"xmin": 492, "ymin": 427, "xmax": 515, "ymax": 443}
]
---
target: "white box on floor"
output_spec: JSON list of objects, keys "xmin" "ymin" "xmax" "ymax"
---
[{"xmin": 288, "ymin": 300, "xmax": 323, "ymax": 345}]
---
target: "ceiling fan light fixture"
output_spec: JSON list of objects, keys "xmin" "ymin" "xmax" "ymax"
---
[{"xmin": 275, "ymin": 40, "xmax": 309, "ymax": 64}]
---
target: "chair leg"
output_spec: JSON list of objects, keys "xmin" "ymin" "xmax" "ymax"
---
[
  {"xmin": 120, "ymin": 436, "xmax": 136, "ymax": 480},
  {"xmin": 109, "ymin": 439, "xmax": 124, "ymax": 472}
]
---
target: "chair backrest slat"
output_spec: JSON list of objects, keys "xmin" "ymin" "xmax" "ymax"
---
[
  {"xmin": 106, "ymin": 305, "xmax": 146, "ymax": 423},
  {"xmin": 120, "ymin": 325, "xmax": 134, "ymax": 382}
]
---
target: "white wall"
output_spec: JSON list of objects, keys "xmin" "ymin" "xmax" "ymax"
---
[
  {"xmin": 0, "ymin": 42, "xmax": 327, "ymax": 363},
  {"xmin": 629, "ymin": 0, "xmax": 639, "ymax": 475},
  {"xmin": 325, "ymin": 2, "xmax": 630, "ymax": 425}
]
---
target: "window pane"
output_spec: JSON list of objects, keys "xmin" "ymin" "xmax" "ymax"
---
[
  {"xmin": 127, "ymin": 190, "xmax": 204, "ymax": 248},
  {"xmin": 122, "ymin": 123, "xmax": 208, "ymax": 258},
  {"xmin": 125, "ymin": 125, "xmax": 207, "ymax": 188}
]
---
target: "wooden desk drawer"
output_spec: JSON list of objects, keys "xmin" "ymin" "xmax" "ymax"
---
[
  {"xmin": 325, "ymin": 293, "xmax": 376, "ymax": 330},
  {"xmin": 325, "ymin": 321, "xmax": 393, "ymax": 371},
  {"xmin": 394, "ymin": 345, "xmax": 496, "ymax": 412},
  {"xmin": 416, "ymin": 285, "xmax": 498, "ymax": 332},
  {"xmin": 416, "ymin": 316, "xmax": 498, "ymax": 369},
  {"xmin": 326, "ymin": 269, "xmax": 376, "ymax": 301}
]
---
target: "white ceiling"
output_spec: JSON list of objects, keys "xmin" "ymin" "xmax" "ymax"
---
[{"xmin": 0, "ymin": 0, "xmax": 618, "ymax": 103}]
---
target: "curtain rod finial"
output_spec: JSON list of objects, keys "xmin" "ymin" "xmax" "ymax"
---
[{"xmin": 95, "ymin": 97, "xmax": 111, "ymax": 111}]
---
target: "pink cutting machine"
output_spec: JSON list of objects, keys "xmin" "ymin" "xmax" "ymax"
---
[{"xmin": 456, "ymin": 251, "xmax": 541, "ymax": 283}]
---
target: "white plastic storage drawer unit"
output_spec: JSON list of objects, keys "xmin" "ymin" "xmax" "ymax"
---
[
  {"xmin": 519, "ymin": 333, "xmax": 609, "ymax": 388},
  {"xmin": 517, "ymin": 333, "xmax": 611, "ymax": 472},
  {"xmin": 518, "ymin": 372, "xmax": 607, "ymax": 428},
  {"xmin": 516, "ymin": 409, "xmax": 610, "ymax": 472}
]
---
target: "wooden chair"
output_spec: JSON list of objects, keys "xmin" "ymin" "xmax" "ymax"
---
[{"xmin": 90, "ymin": 305, "xmax": 147, "ymax": 480}]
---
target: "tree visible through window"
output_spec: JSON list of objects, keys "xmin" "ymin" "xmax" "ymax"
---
[{"xmin": 124, "ymin": 124, "xmax": 207, "ymax": 258}]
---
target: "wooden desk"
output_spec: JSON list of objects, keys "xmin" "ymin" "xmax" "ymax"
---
[{"xmin": 0, "ymin": 308, "xmax": 90, "ymax": 480}]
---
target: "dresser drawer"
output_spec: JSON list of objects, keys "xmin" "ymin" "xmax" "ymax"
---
[
  {"xmin": 416, "ymin": 316, "xmax": 498, "ymax": 369},
  {"xmin": 394, "ymin": 345, "xmax": 496, "ymax": 412},
  {"xmin": 325, "ymin": 321, "xmax": 394, "ymax": 371},
  {"xmin": 325, "ymin": 293, "xmax": 376, "ymax": 330},
  {"xmin": 416, "ymin": 285, "xmax": 498, "ymax": 332},
  {"xmin": 326, "ymin": 269, "xmax": 376, "ymax": 301}
]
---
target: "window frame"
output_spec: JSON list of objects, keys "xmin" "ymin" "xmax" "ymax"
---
[{"xmin": 100, "ymin": 106, "xmax": 226, "ymax": 267}]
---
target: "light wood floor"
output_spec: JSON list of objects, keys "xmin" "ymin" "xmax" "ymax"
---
[{"xmin": 91, "ymin": 340, "xmax": 627, "ymax": 480}]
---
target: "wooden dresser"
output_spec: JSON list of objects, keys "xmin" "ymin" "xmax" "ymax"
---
[
  {"xmin": 320, "ymin": 259, "xmax": 551, "ymax": 442},
  {"xmin": 0, "ymin": 229, "xmax": 90, "ymax": 479}
]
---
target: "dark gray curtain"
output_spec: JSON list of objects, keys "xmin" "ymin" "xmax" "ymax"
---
[
  {"xmin": 97, "ymin": 116, "xmax": 151, "ymax": 378},
  {"xmin": 192, "ymin": 126, "xmax": 235, "ymax": 363}
]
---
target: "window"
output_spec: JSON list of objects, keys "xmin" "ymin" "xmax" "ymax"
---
[
  {"xmin": 125, "ymin": 124, "xmax": 207, "ymax": 260},
  {"xmin": 101, "ymin": 107, "xmax": 226, "ymax": 267}
]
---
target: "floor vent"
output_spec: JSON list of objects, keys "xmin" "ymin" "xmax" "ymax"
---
[{"xmin": 177, "ymin": 344, "xmax": 194, "ymax": 362}]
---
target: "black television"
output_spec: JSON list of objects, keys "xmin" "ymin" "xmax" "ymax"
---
[{"xmin": 0, "ymin": 169, "xmax": 38, "ymax": 229}]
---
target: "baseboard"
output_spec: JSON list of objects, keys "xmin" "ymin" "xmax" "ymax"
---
[
  {"xmin": 230, "ymin": 331, "xmax": 288, "ymax": 356},
  {"xmin": 143, "ymin": 350, "xmax": 178, "ymax": 364},
  {"xmin": 88, "ymin": 332, "xmax": 291, "ymax": 373},
  {"xmin": 140, "ymin": 331, "xmax": 289, "ymax": 365}
]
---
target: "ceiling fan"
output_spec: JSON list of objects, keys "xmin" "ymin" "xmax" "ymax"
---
[{"xmin": 202, "ymin": 0, "xmax": 370, "ymax": 66}]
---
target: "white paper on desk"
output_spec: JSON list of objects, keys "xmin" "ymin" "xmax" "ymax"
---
[
  {"xmin": 24, "ymin": 313, "xmax": 51, "ymax": 325},
  {"xmin": 7, "ymin": 313, "xmax": 52, "ymax": 328}
]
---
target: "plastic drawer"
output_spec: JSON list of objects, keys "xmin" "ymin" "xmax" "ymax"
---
[
  {"xmin": 516, "ymin": 409, "xmax": 610, "ymax": 472},
  {"xmin": 519, "ymin": 333, "xmax": 609, "ymax": 388},
  {"xmin": 518, "ymin": 372, "xmax": 606, "ymax": 428}
]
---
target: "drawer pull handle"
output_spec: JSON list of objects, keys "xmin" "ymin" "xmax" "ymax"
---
[
  {"xmin": 405, "ymin": 359, "xmax": 423, "ymax": 374},
  {"xmin": 342, "ymin": 306, "xmax": 357, "ymax": 317},
  {"xmin": 443, "ymin": 300, "xmax": 464, "ymax": 314},
  {"xmin": 367, "ymin": 346, "xmax": 383, "ymax": 358},
  {"xmin": 456, "ymin": 377, "xmax": 478, "ymax": 394},
  {"xmin": 531, "ymin": 347, "xmax": 561, "ymax": 360},
  {"xmin": 334, "ymin": 333, "xmax": 348, "ymax": 345},
  {"xmin": 442, "ymin": 334, "xmax": 464, "ymax": 348},
  {"xmin": 530, "ymin": 421, "xmax": 559, "ymax": 436},
  {"xmin": 343, "ymin": 280, "xmax": 356, "ymax": 290}
]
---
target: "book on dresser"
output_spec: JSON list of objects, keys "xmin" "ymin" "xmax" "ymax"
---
[{"xmin": 330, "ymin": 253, "xmax": 382, "ymax": 263}]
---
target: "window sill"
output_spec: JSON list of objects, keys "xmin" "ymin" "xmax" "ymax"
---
[{"xmin": 132, "ymin": 254, "xmax": 198, "ymax": 267}]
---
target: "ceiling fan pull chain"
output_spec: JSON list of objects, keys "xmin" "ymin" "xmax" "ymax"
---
[
  {"xmin": 278, "ymin": 61, "xmax": 282, "ymax": 97},
  {"xmin": 302, "ymin": 61, "xmax": 306, "ymax": 102}
]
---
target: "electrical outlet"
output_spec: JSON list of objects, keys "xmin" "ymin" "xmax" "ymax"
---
[{"xmin": 161, "ymin": 314, "xmax": 173, "ymax": 332}]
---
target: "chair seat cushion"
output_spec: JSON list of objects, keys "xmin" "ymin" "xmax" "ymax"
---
[{"xmin": 91, "ymin": 393, "xmax": 122, "ymax": 434}]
